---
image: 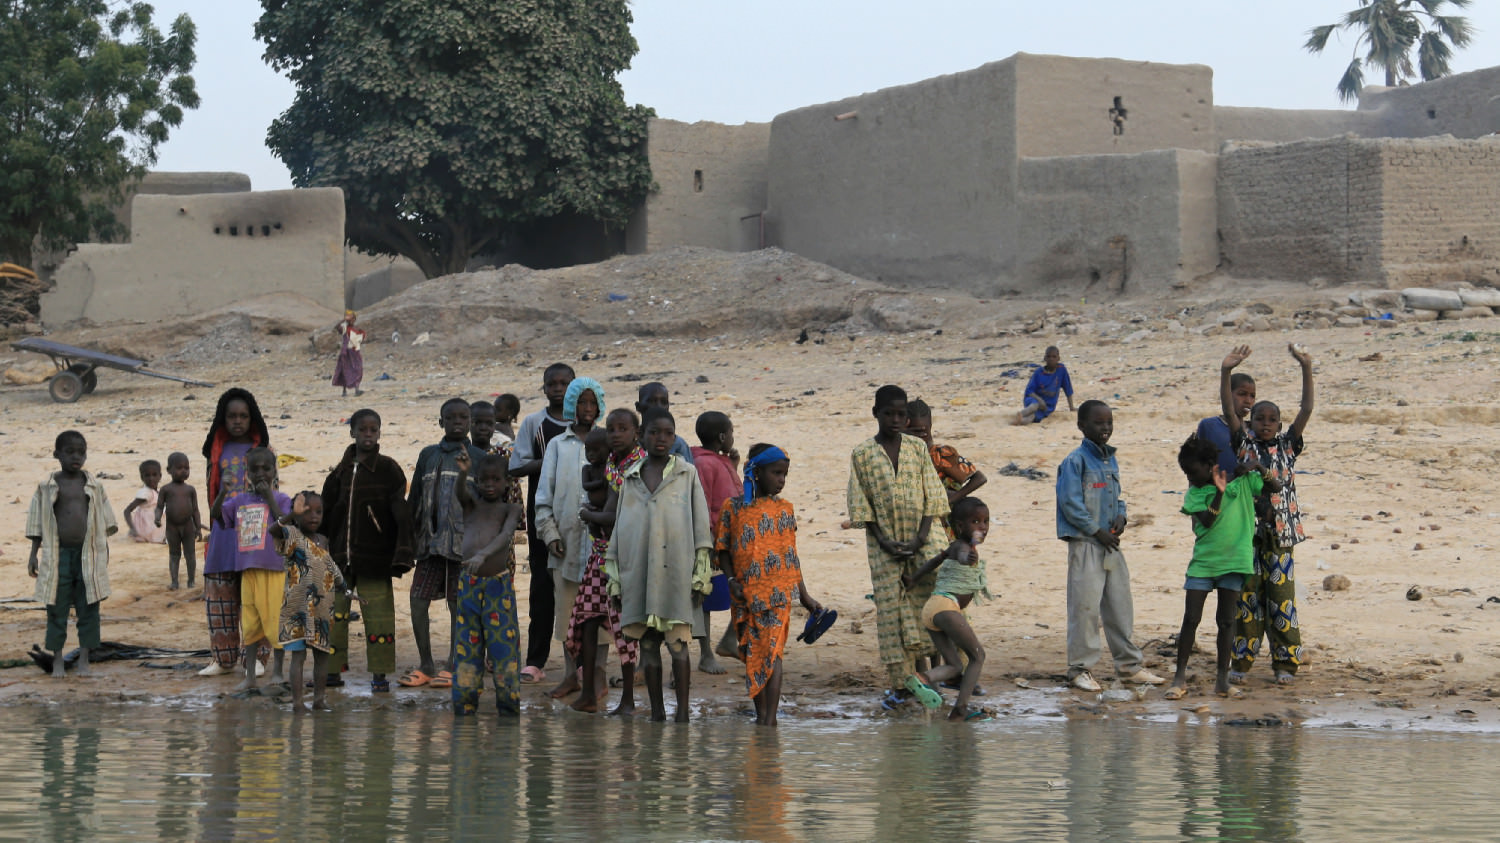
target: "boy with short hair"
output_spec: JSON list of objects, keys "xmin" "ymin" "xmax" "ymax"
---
[
  {"xmin": 26, "ymin": 431, "xmax": 117, "ymax": 678},
  {"xmin": 403, "ymin": 397, "xmax": 486, "ymax": 689},
  {"xmin": 510, "ymin": 364, "xmax": 575, "ymax": 683},
  {"xmin": 1055, "ymin": 401, "xmax": 1163, "ymax": 692},
  {"xmin": 1018, "ymin": 346, "xmax": 1075, "ymax": 424},
  {"xmin": 635, "ymin": 382, "xmax": 695, "ymax": 465},
  {"xmin": 451, "ymin": 452, "xmax": 525, "ymax": 715},
  {"xmin": 470, "ymin": 401, "xmax": 498, "ymax": 452},
  {"xmin": 154, "ymin": 452, "xmax": 204, "ymax": 591},
  {"xmin": 690, "ymin": 411, "xmax": 738, "ymax": 674},
  {"xmin": 1165, "ymin": 435, "xmax": 1278, "ymax": 700}
]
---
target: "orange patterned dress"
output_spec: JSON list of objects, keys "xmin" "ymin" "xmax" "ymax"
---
[{"xmin": 716, "ymin": 496, "xmax": 802, "ymax": 698}]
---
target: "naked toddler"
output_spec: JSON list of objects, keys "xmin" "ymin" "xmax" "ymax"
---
[{"xmin": 155, "ymin": 452, "xmax": 204, "ymax": 590}]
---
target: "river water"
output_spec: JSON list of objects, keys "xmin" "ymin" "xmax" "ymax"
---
[{"xmin": 4, "ymin": 702, "xmax": 1494, "ymax": 841}]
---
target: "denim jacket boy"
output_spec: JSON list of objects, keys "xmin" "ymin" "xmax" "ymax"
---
[{"xmin": 1055, "ymin": 438, "xmax": 1125, "ymax": 542}]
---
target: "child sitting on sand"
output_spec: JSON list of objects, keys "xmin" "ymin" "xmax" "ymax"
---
[
  {"xmin": 26, "ymin": 430, "xmax": 117, "ymax": 678},
  {"xmin": 270, "ymin": 491, "xmax": 350, "ymax": 713},
  {"xmin": 1165, "ymin": 435, "xmax": 1278, "ymax": 701},
  {"xmin": 1018, "ymin": 346, "xmax": 1075, "ymax": 424},
  {"xmin": 606, "ymin": 408, "xmax": 714, "ymax": 722},
  {"xmin": 451, "ymin": 452, "xmax": 525, "ymax": 716},
  {"xmin": 903, "ymin": 498, "xmax": 993, "ymax": 720},
  {"xmin": 717, "ymin": 443, "xmax": 822, "ymax": 727},
  {"xmin": 1221, "ymin": 344, "xmax": 1315, "ymax": 686},
  {"xmin": 154, "ymin": 453, "xmax": 203, "ymax": 591},
  {"xmin": 123, "ymin": 460, "xmax": 166, "ymax": 544}
]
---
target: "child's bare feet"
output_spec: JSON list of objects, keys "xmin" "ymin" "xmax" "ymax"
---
[
  {"xmin": 674, "ymin": 707, "xmax": 690, "ymax": 723},
  {"xmin": 169, "ymin": 582, "xmax": 180, "ymax": 591},
  {"xmin": 232, "ymin": 677, "xmax": 256, "ymax": 692},
  {"xmin": 74, "ymin": 649, "xmax": 91, "ymax": 677},
  {"xmin": 696, "ymin": 648, "xmax": 726, "ymax": 675},
  {"xmin": 311, "ymin": 698, "xmax": 331, "ymax": 711},
  {"xmin": 292, "ymin": 702, "xmax": 309, "ymax": 714},
  {"xmin": 51, "ymin": 656, "xmax": 65, "ymax": 679},
  {"xmin": 608, "ymin": 697, "xmax": 636, "ymax": 717},
  {"xmin": 548, "ymin": 675, "xmax": 580, "ymax": 699},
  {"xmin": 570, "ymin": 696, "xmax": 599, "ymax": 713}
]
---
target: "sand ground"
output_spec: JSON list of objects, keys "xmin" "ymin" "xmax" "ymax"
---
[{"xmin": 2, "ymin": 255, "xmax": 1499, "ymax": 730}]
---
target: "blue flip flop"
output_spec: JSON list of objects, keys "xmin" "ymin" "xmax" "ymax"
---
[
  {"xmin": 797, "ymin": 608, "xmax": 838, "ymax": 644},
  {"xmin": 904, "ymin": 675, "xmax": 943, "ymax": 710}
]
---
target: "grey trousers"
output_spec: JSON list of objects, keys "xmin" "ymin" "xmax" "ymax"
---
[{"xmin": 1065, "ymin": 539, "xmax": 1143, "ymax": 678}]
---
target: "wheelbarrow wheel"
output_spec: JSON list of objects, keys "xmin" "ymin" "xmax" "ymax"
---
[
  {"xmin": 67, "ymin": 363, "xmax": 97, "ymax": 394},
  {"xmin": 49, "ymin": 371, "xmax": 84, "ymax": 403}
]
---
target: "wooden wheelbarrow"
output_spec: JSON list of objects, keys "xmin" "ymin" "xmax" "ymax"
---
[{"xmin": 9, "ymin": 337, "xmax": 213, "ymax": 403}]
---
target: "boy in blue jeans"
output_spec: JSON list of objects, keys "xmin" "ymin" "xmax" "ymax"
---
[
  {"xmin": 1165, "ymin": 435, "xmax": 1279, "ymax": 700},
  {"xmin": 1056, "ymin": 401, "xmax": 1163, "ymax": 692}
]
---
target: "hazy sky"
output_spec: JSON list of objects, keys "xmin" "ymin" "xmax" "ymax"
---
[{"xmin": 147, "ymin": 1, "xmax": 1500, "ymax": 190}]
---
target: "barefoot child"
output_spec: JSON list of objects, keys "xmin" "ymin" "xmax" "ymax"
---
[
  {"xmin": 1165, "ymin": 436, "xmax": 1278, "ymax": 701},
  {"xmin": 1222, "ymin": 344, "xmax": 1315, "ymax": 686},
  {"xmin": 218, "ymin": 447, "xmax": 291, "ymax": 694},
  {"xmin": 510, "ymin": 363, "xmax": 575, "ymax": 684},
  {"xmin": 331, "ymin": 310, "xmax": 365, "ymax": 397},
  {"xmin": 200, "ymin": 388, "xmax": 271, "ymax": 676},
  {"xmin": 1018, "ymin": 346, "xmax": 1075, "ymax": 424},
  {"xmin": 536, "ymin": 377, "xmax": 604, "ymax": 700},
  {"xmin": 1057, "ymin": 401, "xmax": 1164, "ymax": 692},
  {"xmin": 904, "ymin": 498, "xmax": 992, "ymax": 721},
  {"xmin": 26, "ymin": 431, "xmax": 117, "ymax": 678},
  {"xmin": 270, "ymin": 492, "xmax": 349, "ymax": 712},
  {"xmin": 570, "ymin": 408, "xmax": 646, "ymax": 715},
  {"xmin": 690, "ymin": 411, "xmax": 739, "ymax": 675},
  {"xmin": 846, "ymin": 385, "xmax": 950, "ymax": 707},
  {"xmin": 403, "ymin": 398, "xmax": 486, "ymax": 689},
  {"xmin": 567, "ymin": 428, "xmax": 635, "ymax": 713},
  {"xmin": 322, "ymin": 409, "xmax": 413, "ymax": 693},
  {"xmin": 154, "ymin": 453, "xmax": 203, "ymax": 591},
  {"xmin": 606, "ymin": 408, "xmax": 714, "ymax": 722},
  {"xmin": 451, "ymin": 453, "xmax": 525, "ymax": 716},
  {"xmin": 123, "ymin": 460, "xmax": 166, "ymax": 544},
  {"xmin": 717, "ymin": 443, "xmax": 823, "ymax": 727}
]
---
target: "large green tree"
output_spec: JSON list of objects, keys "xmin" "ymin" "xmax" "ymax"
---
[
  {"xmin": 0, "ymin": 1, "xmax": 198, "ymax": 267},
  {"xmin": 1305, "ymin": 0, "xmax": 1474, "ymax": 103},
  {"xmin": 256, "ymin": 0, "xmax": 654, "ymax": 279}
]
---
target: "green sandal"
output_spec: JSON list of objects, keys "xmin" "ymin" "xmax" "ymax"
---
[{"xmin": 904, "ymin": 675, "xmax": 943, "ymax": 710}]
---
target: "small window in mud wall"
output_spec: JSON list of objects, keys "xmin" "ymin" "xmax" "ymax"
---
[
  {"xmin": 693, "ymin": 170, "xmax": 704, "ymax": 193},
  {"xmin": 213, "ymin": 222, "xmax": 283, "ymax": 236},
  {"xmin": 1109, "ymin": 97, "xmax": 1127, "ymax": 136}
]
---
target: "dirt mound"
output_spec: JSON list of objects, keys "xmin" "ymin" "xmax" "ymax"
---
[{"xmin": 312, "ymin": 247, "xmax": 1000, "ymax": 353}]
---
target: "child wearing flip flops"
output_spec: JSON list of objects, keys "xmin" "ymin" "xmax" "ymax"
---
[
  {"xmin": 1165, "ymin": 435, "xmax": 1277, "ymax": 701},
  {"xmin": 716, "ymin": 443, "xmax": 823, "ymax": 727},
  {"xmin": 903, "ymin": 498, "xmax": 992, "ymax": 721}
]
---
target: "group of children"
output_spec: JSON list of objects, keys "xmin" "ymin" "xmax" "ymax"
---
[{"xmin": 23, "ymin": 341, "xmax": 1312, "ymax": 721}]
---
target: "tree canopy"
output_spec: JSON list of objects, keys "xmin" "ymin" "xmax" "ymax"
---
[
  {"xmin": 0, "ymin": 1, "xmax": 198, "ymax": 268},
  {"xmin": 1305, "ymin": 0, "xmax": 1474, "ymax": 103},
  {"xmin": 256, "ymin": 0, "xmax": 655, "ymax": 279}
]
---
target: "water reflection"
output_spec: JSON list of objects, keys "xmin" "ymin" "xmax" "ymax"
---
[{"xmin": 1, "ymin": 705, "xmax": 1497, "ymax": 841}]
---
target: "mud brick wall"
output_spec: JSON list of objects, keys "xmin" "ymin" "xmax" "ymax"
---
[{"xmin": 1375, "ymin": 137, "xmax": 1500, "ymax": 285}]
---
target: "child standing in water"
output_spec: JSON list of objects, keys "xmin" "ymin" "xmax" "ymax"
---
[
  {"xmin": 451, "ymin": 452, "xmax": 525, "ymax": 716},
  {"xmin": 155, "ymin": 453, "xmax": 203, "ymax": 591},
  {"xmin": 846, "ymin": 385, "xmax": 950, "ymax": 707},
  {"xmin": 717, "ymin": 443, "xmax": 822, "ymax": 727},
  {"xmin": 690, "ymin": 411, "xmax": 739, "ymax": 674},
  {"xmin": 321, "ymin": 409, "xmax": 413, "ymax": 693},
  {"xmin": 1221, "ymin": 344, "xmax": 1315, "ymax": 686},
  {"xmin": 404, "ymin": 398, "xmax": 486, "ymax": 689},
  {"xmin": 570, "ymin": 426, "xmax": 641, "ymax": 713},
  {"xmin": 123, "ymin": 460, "xmax": 166, "ymax": 544},
  {"xmin": 271, "ymin": 492, "xmax": 348, "ymax": 713},
  {"xmin": 26, "ymin": 431, "xmax": 117, "ymax": 678},
  {"xmin": 607, "ymin": 408, "xmax": 714, "ymax": 722},
  {"xmin": 1166, "ymin": 435, "xmax": 1278, "ymax": 700},
  {"xmin": 904, "ymin": 498, "xmax": 993, "ymax": 721},
  {"xmin": 200, "ymin": 388, "xmax": 271, "ymax": 677},
  {"xmin": 1018, "ymin": 346, "xmax": 1075, "ymax": 424},
  {"xmin": 219, "ymin": 447, "xmax": 292, "ymax": 694}
]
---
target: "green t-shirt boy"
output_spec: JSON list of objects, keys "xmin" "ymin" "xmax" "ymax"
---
[{"xmin": 1182, "ymin": 472, "xmax": 1264, "ymax": 578}]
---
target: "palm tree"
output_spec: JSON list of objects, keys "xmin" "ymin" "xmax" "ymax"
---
[{"xmin": 1305, "ymin": 0, "xmax": 1475, "ymax": 103}]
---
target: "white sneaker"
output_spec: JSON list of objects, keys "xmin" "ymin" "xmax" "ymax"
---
[
  {"xmin": 1122, "ymin": 669, "xmax": 1166, "ymax": 686},
  {"xmin": 197, "ymin": 662, "xmax": 232, "ymax": 677},
  {"xmin": 1070, "ymin": 671, "xmax": 1102, "ymax": 692}
]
